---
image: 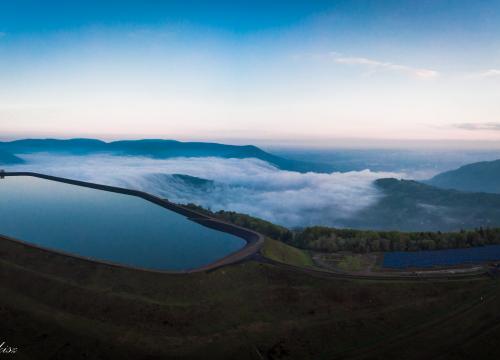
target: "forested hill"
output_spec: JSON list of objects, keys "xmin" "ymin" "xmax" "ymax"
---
[
  {"xmin": 184, "ymin": 203, "xmax": 500, "ymax": 254},
  {"xmin": 427, "ymin": 159, "xmax": 500, "ymax": 194},
  {"xmin": 341, "ymin": 178, "xmax": 500, "ymax": 232},
  {"xmin": 0, "ymin": 150, "xmax": 24, "ymax": 165},
  {"xmin": 0, "ymin": 138, "xmax": 334, "ymax": 173}
]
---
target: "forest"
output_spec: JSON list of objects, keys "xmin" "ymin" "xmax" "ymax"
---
[{"xmin": 185, "ymin": 204, "xmax": 500, "ymax": 253}]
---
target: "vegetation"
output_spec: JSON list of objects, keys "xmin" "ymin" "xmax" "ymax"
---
[
  {"xmin": 0, "ymin": 149, "xmax": 24, "ymax": 165},
  {"xmin": 0, "ymin": 138, "xmax": 334, "ymax": 173},
  {"xmin": 261, "ymin": 238, "xmax": 313, "ymax": 267},
  {"xmin": 337, "ymin": 255, "xmax": 363, "ymax": 272},
  {"xmin": 185, "ymin": 204, "xmax": 294, "ymax": 243},
  {"xmin": 184, "ymin": 203, "xmax": 500, "ymax": 254},
  {"xmin": 291, "ymin": 226, "xmax": 500, "ymax": 253},
  {"xmin": 342, "ymin": 178, "xmax": 500, "ymax": 231},
  {"xmin": 2, "ymin": 231, "xmax": 500, "ymax": 359},
  {"xmin": 427, "ymin": 159, "xmax": 500, "ymax": 194}
]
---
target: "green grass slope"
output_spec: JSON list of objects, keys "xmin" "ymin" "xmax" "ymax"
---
[
  {"xmin": 1, "ymin": 235, "xmax": 500, "ymax": 359},
  {"xmin": 261, "ymin": 238, "xmax": 313, "ymax": 267}
]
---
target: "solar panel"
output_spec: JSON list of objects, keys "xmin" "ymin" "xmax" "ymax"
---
[{"xmin": 382, "ymin": 245, "xmax": 500, "ymax": 269}]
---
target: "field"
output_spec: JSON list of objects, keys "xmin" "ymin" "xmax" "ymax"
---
[
  {"xmin": 261, "ymin": 238, "xmax": 313, "ymax": 267},
  {"xmin": 312, "ymin": 252, "xmax": 379, "ymax": 273},
  {"xmin": 384, "ymin": 245, "xmax": 500, "ymax": 269},
  {"xmin": 1, "ymin": 235, "xmax": 500, "ymax": 359}
]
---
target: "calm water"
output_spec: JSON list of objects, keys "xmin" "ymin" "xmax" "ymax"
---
[{"xmin": 0, "ymin": 176, "xmax": 245, "ymax": 271}]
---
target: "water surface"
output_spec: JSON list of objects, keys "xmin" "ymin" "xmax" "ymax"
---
[{"xmin": 0, "ymin": 176, "xmax": 245, "ymax": 270}]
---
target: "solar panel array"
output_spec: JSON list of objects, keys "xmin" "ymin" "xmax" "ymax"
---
[{"xmin": 382, "ymin": 245, "xmax": 500, "ymax": 269}]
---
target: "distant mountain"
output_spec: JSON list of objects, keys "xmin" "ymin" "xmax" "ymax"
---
[
  {"xmin": 0, "ymin": 150, "xmax": 24, "ymax": 165},
  {"xmin": 139, "ymin": 172, "xmax": 216, "ymax": 198},
  {"xmin": 145, "ymin": 173, "xmax": 215, "ymax": 191},
  {"xmin": 0, "ymin": 138, "xmax": 108, "ymax": 155},
  {"xmin": 427, "ymin": 159, "xmax": 500, "ymax": 194},
  {"xmin": 342, "ymin": 178, "xmax": 500, "ymax": 232},
  {"xmin": 170, "ymin": 174, "xmax": 215, "ymax": 188},
  {"xmin": 0, "ymin": 138, "xmax": 335, "ymax": 173}
]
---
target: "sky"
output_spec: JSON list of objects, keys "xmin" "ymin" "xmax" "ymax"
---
[{"xmin": 1, "ymin": 0, "xmax": 500, "ymax": 147}]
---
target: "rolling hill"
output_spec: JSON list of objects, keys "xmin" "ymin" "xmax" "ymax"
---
[
  {"xmin": 427, "ymin": 159, "xmax": 500, "ymax": 194},
  {"xmin": 342, "ymin": 178, "xmax": 500, "ymax": 231},
  {"xmin": 0, "ymin": 150, "xmax": 24, "ymax": 165}
]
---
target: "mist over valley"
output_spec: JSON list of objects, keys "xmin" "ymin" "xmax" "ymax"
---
[{"xmin": 4, "ymin": 139, "xmax": 500, "ymax": 231}]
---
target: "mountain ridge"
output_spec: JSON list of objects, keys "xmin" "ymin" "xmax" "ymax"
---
[
  {"xmin": 0, "ymin": 138, "xmax": 335, "ymax": 173},
  {"xmin": 426, "ymin": 159, "xmax": 500, "ymax": 194},
  {"xmin": 0, "ymin": 150, "xmax": 25, "ymax": 165},
  {"xmin": 341, "ymin": 177, "xmax": 500, "ymax": 231}
]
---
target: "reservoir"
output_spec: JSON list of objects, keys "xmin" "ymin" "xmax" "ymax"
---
[{"xmin": 0, "ymin": 176, "xmax": 246, "ymax": 271}]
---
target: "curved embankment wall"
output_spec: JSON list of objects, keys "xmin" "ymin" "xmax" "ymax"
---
[{"xmin": 0, "ymin": 172, "xmax": 264, "ymax": 274}]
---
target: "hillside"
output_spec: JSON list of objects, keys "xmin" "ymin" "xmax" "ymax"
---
[
  {"xmin": 1, "ymin": 231, "xmax": 499, "ymax": 360},
  {"xmin": 0, "ymin": 138, "xmax": 334, "ymax": 173},
  {"xmin": 427, "ymin": 159, "xmax": 500, "ymax": 194},
  {"xmin": 342, "ymin": 178, "xmax": 500, "ymax": 231},
  {"xmin": 0, "ymin": 150, "xmax": 24, "ymax": 165}
]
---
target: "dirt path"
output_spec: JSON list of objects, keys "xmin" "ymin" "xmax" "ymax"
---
[{"xmin": 256, "ymin": 254, "xmax": 488, "ymax": 281}]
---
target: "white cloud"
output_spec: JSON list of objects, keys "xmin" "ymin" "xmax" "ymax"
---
[
  {"xmin": 473, "ymin": 69, "xmax": 500, "ymax": 78},
  {"xmin": 332, "ymin": 54, "xmax": 439, "ymax": 79},
  {"xmin": 7, "ymin": 154, "xmax": 399, "ymax": 228},
  {"xmin": 453, "ymin": 122, "xmax": 500, "ymax": 131}
]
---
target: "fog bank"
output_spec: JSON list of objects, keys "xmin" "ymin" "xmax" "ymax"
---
[{"xmin": 8, "ymin": 154, "xmax": 399, "ymax": 227}]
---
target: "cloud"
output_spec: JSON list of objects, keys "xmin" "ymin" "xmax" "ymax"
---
[
  {"xmin": 471, "ymin": 69, "xmax": 500, "ymax": 79},
  {"xmin": 453, "ymin": 122, "xmax": 500, "ymax": 131},
  {"xmin": 332, "ymin": 54, "xmax": 439, "ymax": 79},
  {"xmin": 7, "ymin": 154, "xmax": 400, "ymax": 228}
]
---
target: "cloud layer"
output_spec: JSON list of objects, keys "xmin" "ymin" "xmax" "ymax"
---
[{"xmin": 7, "ymin": 154, "xmax": 398, "ymax": 228}]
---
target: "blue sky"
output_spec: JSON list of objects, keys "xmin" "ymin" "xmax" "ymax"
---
[{"xmin": 1, "ymin": 0, "xmax": 500, "ymax": 146}]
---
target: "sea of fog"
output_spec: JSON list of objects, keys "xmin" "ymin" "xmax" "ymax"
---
[
  {"xmin": 7, "ymin": 153, "xmax": 400, "ymax": 228},
  {"xmin": 8, "ymin": 148, "xmax": 500, "ymax": 228},
  {"xmin": 268, "ymin": 147, "xmax": 500, "ymax": 180}
]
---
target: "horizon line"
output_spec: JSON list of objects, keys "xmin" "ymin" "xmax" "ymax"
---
[{"xmin": 2, "ymin": 135, "xmax": 500, "ymax": 150}]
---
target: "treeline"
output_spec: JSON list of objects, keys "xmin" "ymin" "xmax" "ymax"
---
[
  {"xmin": 183, "ymin": 204, "xmax": 500, "ymax": 253},
  {"xmin": 292, "ymin": 226, "xmax": 500, "ymax": 253},
  {"xmin": 184, "ymin": 204, "xmax": 293, "ymax": 242}
]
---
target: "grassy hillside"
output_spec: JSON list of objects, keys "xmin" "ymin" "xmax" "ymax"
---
[
  {"xmin": 428, "ymin": 159, "xmax": 500, "ymax": 194},
  {"xmin": 1, "ymin": 234, "xmax": 500, "ymax": 359},
  {"xmin": 261, "ymin": 238, "xmax": 313, "ymax": 267}
]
